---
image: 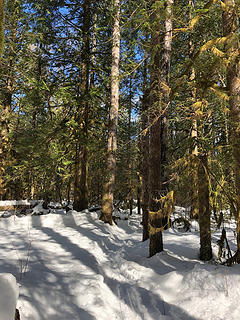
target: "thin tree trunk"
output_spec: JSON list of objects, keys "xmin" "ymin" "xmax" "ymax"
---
[
  {"xmin": 189, "ymin": 0, "xmax": 198, "ymax": 218},
  {"xmin": 100, "ymin": 0, "xmax": 120, "ymax": 224},
  {"xmin": 74, "ymin": 141, "xmax": 89, "ymax": 211},
  {"xmin": 0, "ymin": 0, "xmax": 4, "ymax": 55},
  {"xmin": 148, "ymin": 0, "xmax": 173, "ymax": 257},
  {"xmin": 141, "ymin": 45, "xmax": 150, "ymax": 241},
  {"xmin": 0, "ymin": 84, "xmax": 12, "ymax": 199},
  {"xmin": 187, "ymin": 0, "xmax": 212, "ymax": 260},
  {"xmin": 73, "ymin": 0, "xmax": 90, "ymax": 211},
  {"xmin": 160, "ymin": 0, "xmax": 173, "ymax": 194},
  {"xmin": 128, "ymin": 78, "xmax": 133, "ymax": 215},
  {"xmin": 198, "ymin": 154, "xmax": 212, "ymax": 260},
  {"xmin": 90, "ymin": 9, "xmax": 97, "ymax": 88},
  {"xmin": 223, "ymin": 0, "xmax": 240, "ymax": 262},
  {"xmin": 0, "ymin": 24, "xmax": 14, "ymax": 199},
  {"xmin": 137, "ymin": 183, "xmax": 141, "ymax": 215}
]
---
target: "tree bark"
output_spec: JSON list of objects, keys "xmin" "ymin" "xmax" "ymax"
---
[
  {"xmin": 73, "ymin": 0, "xmax": 90, "ymax": 211},
  {"xmin": 141, "ymin": 54, "xmax": 150, "ymax": 240},
  {"xmin": 223, "ymin": 0, "xmax": 240, "ymax": 262},
  {"xmin": 0, "ymin": 8, "xmax": 14, "ymax": 199},
  {"xmin": 189, "ymin": 0, "xmax": 198, "ymax": 218},
  {"xmin": 0, "ymin": 0, "xmax": 4, "ymax": 55},
  {"xmin": 128, "ymin": 78, "xmax": 133, "ymax": 215},
  {"xmin": 100, "ymin": 0, "xmax": 120, "ymax": 224},
  {"xmin": 0, "ymin": 73, "xmax": 12, "ymax": 199},
  {"xmin": 198, "ymin": 154, "xmax": 212, "ymax": 260},
  {"xmin": 148, "ymin": 0, "xmax": 173, "ymax": 257}
]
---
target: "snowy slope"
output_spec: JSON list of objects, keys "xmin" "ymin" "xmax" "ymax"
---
[{"xmin": 0, "ymin": 210, "xmax": 239, "ymax": 320}]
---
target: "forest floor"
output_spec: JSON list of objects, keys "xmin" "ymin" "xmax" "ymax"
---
[{"xmin": 0, "ymin": 204, "xmax": 240, "ymax": 320}]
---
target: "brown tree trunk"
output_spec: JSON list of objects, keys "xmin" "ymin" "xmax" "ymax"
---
[
  {"xmin": 141, "ymin": 70, "xmax": 150, "ymax": 240},
  {"xmin": 198, "ymin": 154, "xmax": 212, "ymax": 260},
  {"xmin": 140, "ymin": 0, "xmax": 150, "ymax": 243},
  {"xmin": 187, "ymin": 0, "xmax": 212, "ymax": 260},
  {"xmin": 73, "ymin": 0, "xmax": 90, "ymax": 211},
  {"xmin": 148, "ymin": 0, "xmax": 173, "ymax": 257},
  {"xmin": 74, "ymin": 146, "xmax": 88, "ymax": 211},
  {"xmin": 160, "ymin": 0, "xmax": 173, "ymax": 194},
  {"xmin": 0, "ymin": 108, "xmax": 9, "ymax": 199},
  {"xmin": 223, "ymin": 0, "xmax": 240, "ymax": 262},
  {"xmin": 0, "ymin": 80, "xmax": 12, "ymax": 199},
  {"xmin": 0, "ymin": 0, "xmax": 4, "ymax": 55},
  {"xmin": 0, "ymin": 28, "xmax": 14, "ymax": 199},
  {"xmin": 128, "ymin": 78, "xmax": 133, "ymax": 215},
  {"xmin": 100, "ymin": 0, "xmax": 120, "ymax": 225},
  {"xmin": 90, "ymin": 9, "xmax": 97, "ymax": 88},
  {"xmin": 189, "ymin": 0, "xmax": 198, "ymax": 218}
]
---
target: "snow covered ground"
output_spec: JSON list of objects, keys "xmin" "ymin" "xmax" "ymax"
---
[
  {"xmin": 0, "ymin": 273, "xmax": 19, "ymax": 320},
  {"xmin": 0, "ymin": 207, "xmax": 239, "ymax": 320}
]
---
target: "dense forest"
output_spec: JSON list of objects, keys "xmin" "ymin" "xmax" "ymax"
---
[{"xmin": 1, "ymin": 0, "xmax": 240, "ymax": 264}]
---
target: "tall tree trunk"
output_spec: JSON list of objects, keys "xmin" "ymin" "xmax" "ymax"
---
[
  {"xmin": 189, "ymin": 0, "xmax": 198, "ymax": 218},
  {"xmin": 198, "ymin": 154, "xmax": 212, "ymax": 260},
  {"xmin": 0, "ymin": 107, "xmax": 9, "ymax": 199},
  {"xmin": 160, "ymin": 0, "xmax": 173, "ymax": 194},
  {"xmin": 141, "ymin": 46, "xmax": 150, "ymax": 241},
  {"xmin": 223, "ymin": 0, "xmax": 240, "ymax": 262},
  {"xmin": 187, "ymin": 0, "xmax": 212, "ymax": 260},
  {"xmin": 0, "ymin": 0, "xmax": 4, "ymax": 55},
  {"xmin": 90, "ymin": 9, "xmax": 97, "ymax": 88},
  {"xmin": 128, "ymin": 78, "xmax": 133, "ymax": 215},
  {"xmin": 0, "ymin": 8, "xmax": 14, "ymax": 199},
  {"xmin": 73, "ymin": 0, "xmax": 90, "ymax": 211},
  {"xmin": 0, "ymin": 69, "xmax": 12, "ymax": 199},
  {"xmin": 100, "ymin": 0, "xmax": 120, "ymax": 224},
  {"xmin": 148, "ymin": 0, "xmax": 173, "ymax": 257}
]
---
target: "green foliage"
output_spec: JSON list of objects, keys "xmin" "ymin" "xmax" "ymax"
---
[{"xmin": 0, "ymin": 0, "xmax": 238, "ymax": 216}]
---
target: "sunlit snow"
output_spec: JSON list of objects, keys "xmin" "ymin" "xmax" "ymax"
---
[{"xmin": 0, "ymin": 205, "xmax": 239, "ymax": 320}]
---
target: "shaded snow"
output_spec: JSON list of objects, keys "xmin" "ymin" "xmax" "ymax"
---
[
  {"xmin": 0, "ymin": 273, "xmax": 19, "ymax": 320},
  {"xmin": 0, "ymin": 200, "xmax": 37, "ymax": 206},
  {"xmin": 0, "ymin": 210, "xmax": 239, "ymax": 320}
]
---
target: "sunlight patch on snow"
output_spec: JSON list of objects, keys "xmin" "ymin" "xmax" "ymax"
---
[{"xmin": 0, "ymin": 209, "xmax": 240, "ymax": 319}]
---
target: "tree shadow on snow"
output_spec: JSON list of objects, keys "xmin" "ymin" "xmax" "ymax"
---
[
  {"xmin": 35, "ymin": 225, "xmax": 101, "ymax": 274},
  {"xmin": 60, "ymin": 212, "xmax": 124, "ymax": 254},
  {"xmin": 102, "ymin": 273, "xmax": 198, "ymax": 320},
  {"xmin": 34, "ymin": 222, "xmax": 198, "ymax": 320},
  {"xmin": 22, "ymin": 238, "xmax": 96, "ymax": 320},
  {"xmin": 1, "ymin": 221, "xmax": 97, "ymax": 320}
]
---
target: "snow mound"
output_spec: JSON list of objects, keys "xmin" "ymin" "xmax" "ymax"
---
[
  {"xmin": 171, "ymin": 264, "xmax": 240, "ymax": 320},
  {"xmin": 0, "ymin": 274, "xmax": 19, "ymax": 320}
]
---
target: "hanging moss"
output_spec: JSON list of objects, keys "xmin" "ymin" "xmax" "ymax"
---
[{"xmin": 0, "ymin": 0, "xmax": 5, "ymax": 56}]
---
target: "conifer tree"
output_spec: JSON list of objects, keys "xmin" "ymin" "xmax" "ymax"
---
[
  {"xmin": 148, "ymin": 0, "xmax": 174, "ymax": 257},
  {"xmin": 73, "ymin": 0, "xmax": 91, "ymax": 211},
  {"xmin": 0, "ymin": 0, "xmax": 5, "ymax": 198},
  {"xmin": 101, "ymin": 0, "xmax": 121, "ymax": 224},
  {"xmin": 141, "ymin": 45, "xmax": 150, "ymax": 241},
  {"xmin": 223, "ymin": 0, "xmax": 240, "ymax": 263},
  {"xmin": 0, "ymin": 0, "xmax": 4, "ymax": 55}
]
